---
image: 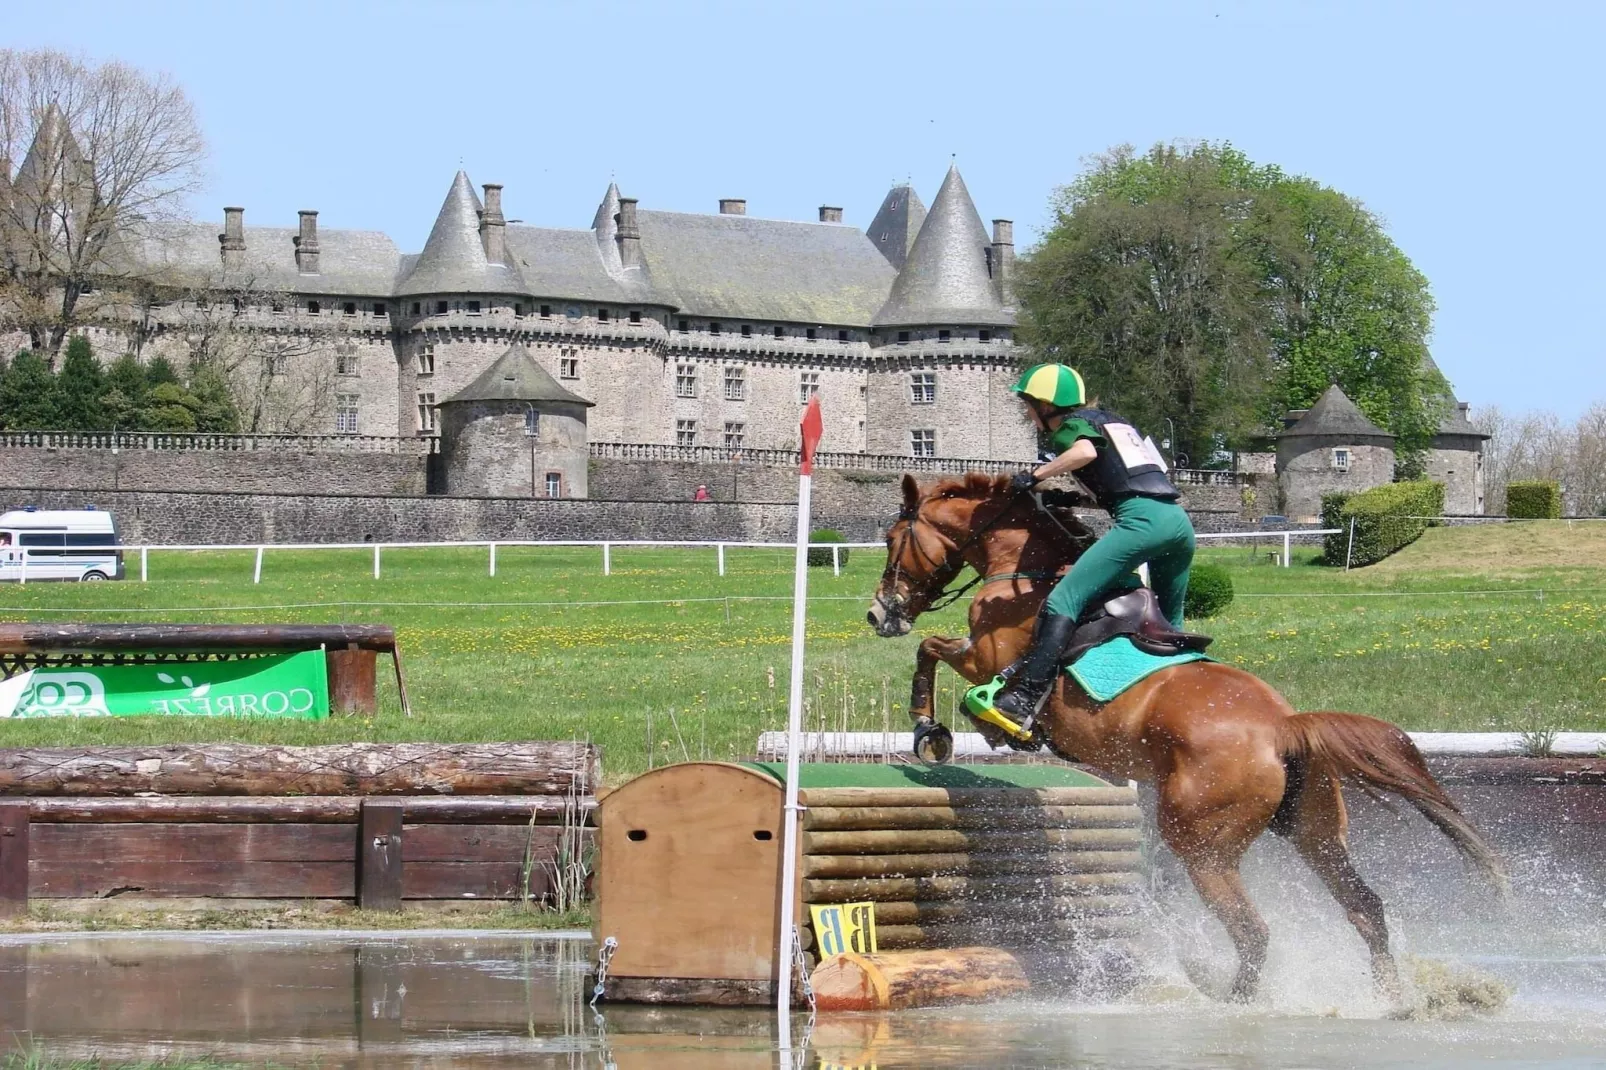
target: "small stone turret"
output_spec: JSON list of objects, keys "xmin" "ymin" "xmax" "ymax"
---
[
  {"xmin": 219, "ymin": 206, "xmax": 245, "ymax": 270},
  {"xmin": 616, "ymin": 197, "xmax": 641, "ymax": 269},
  {"xmin": 479, "ymin": 183, "xmax": 507, "ymax": 265},
  {"xmin": 293, "ymin": 210, "xmax": 320, "ymax": 274}
]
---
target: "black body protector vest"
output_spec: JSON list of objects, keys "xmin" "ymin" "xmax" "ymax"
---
[{"xmin": 1062, "ymin": 408, "xmax": 1181, "ymax": 511}]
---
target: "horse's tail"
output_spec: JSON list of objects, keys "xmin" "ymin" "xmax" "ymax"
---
[{"xmin": 1278, "ymin": 711, "xmax": 1509, "ymax": 895}]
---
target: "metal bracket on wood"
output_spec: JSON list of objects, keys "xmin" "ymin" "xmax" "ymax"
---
[
  {"xmin": 358, "ymin": 798, "xmax": 404, "ymax": 911},
  {"xmin": 0, "ymin": 801, "xmax": 29, "ymax": 916}
]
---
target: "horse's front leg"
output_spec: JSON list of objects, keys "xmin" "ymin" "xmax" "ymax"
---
[{"xmin": 909, "ymin": 635, "xmax": 975, "ymax": 724}]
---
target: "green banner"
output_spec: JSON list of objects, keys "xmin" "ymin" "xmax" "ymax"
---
[{"xmin": 0, "ymin": 651, "xmax": 329, "ymax": 719}]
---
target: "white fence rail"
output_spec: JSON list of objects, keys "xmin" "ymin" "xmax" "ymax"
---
[{"xmin": 1, "ymin": 529, "xmax": 1332, "ymax": 586}]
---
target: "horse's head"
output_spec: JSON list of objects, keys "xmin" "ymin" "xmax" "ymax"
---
[{"xmin": 867, "ymin": 472, "xmax": 1017, "ymax": 637}]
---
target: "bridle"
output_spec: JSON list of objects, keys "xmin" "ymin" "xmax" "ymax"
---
[{"xmin": 880, "ymin": 490, "xmax": 1025, "ymax": 618}]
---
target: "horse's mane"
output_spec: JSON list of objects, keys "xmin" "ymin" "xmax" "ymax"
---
[
  {"xmin": 920, "ymin": 472, "xmax": 1097, "ymax": 548},
  {"xmin": 926, "ymin": 473, "xmax": 1012, "ymax": 500}
]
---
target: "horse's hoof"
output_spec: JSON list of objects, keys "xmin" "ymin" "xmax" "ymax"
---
[{"xmin": 912, "ymin": 720, "xmax": 954, "ymax": 764}]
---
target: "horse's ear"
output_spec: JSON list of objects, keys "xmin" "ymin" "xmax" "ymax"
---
[{"xmin": 901, "ymin": 473, "xmax": 920, "ymax": 511}]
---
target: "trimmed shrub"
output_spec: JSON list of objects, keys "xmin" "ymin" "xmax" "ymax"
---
[
  {"xmin": 1506, "ymin": 481, "xmax": 1561, "ymax": 519},
  {"xmin": 1334, "ymin": 481, "xmax": 1445, "ymax": 567},
  {"xmin": 1184, "ymin": 563, "xmax": 1234, "ymax": 620},
  {"xmin": 1320, "ymin": 492, "xmax": 1354, "ymax": 564},
  {"xmin": 807, "ymin": 528, "xmax": 849, "ymax": 568}
]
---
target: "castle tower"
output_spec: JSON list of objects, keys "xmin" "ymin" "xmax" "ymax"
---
[
  {"xmin": 1275, "ymin": 385, "xmax": 1396, "ymax": 521},
  {"xmin": 865, "ymin": 182, "xmax": 928, "ymax": 269}
]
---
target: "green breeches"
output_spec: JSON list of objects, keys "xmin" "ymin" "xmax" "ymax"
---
[{"xmin": 1044, "ymin": 495, "xmax": 1196, "ymax": 628}]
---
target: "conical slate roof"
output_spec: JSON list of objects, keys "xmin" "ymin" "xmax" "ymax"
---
[
  {"xmin": 1279, "ymin": 385, "xmax": 1393, "ymax": 440},
  {"xmin": 872, "ymin": 165, "xmax": 1012, "ymax": 328},
  {"xmin": 397, "ymin": 171, "xmax": 526, "ymax": 296},
  {"xmin": 865, "ymin": 182, "xmax": 927, "ymax": 269},
  {"xmin": 1419, "ymin": 352, "xmax": 1488, "ymax": 438},
  {"xmin": 443, "ymin": 343, "xmax": 593, "ymax": 406}
]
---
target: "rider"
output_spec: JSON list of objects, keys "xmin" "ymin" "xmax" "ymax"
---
[{"xmin": 966, "ymin": 363, "xmax": 1195, "ymax": 729}]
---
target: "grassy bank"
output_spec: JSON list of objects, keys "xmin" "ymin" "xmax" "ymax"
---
[{"xmin": 0, "ymin": 525, "xmax": 1602, "ymax": 777}]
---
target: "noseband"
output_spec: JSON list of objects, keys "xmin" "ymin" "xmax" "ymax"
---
[{"xmin": 882, "ymin": 492, "xmax": 1021, "ymax": 616}]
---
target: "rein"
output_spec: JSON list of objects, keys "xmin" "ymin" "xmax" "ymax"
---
[{"xmin": 888, "ymin": 490, "xmax": 1078, "ymax": 614}]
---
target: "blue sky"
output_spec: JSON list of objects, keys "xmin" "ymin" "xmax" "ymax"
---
[{"xmin": 8, "ymin": 0, "xmax": 1601, "ymax": 417}]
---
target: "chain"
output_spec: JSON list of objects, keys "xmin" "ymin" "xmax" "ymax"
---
[
  {"xmin": 589, "ymin": 935, "xmax": 618, "ymax": 1008},
  {"xmin": 790, "ymin": 924, "xmax": 816, "ymax": 1016}
]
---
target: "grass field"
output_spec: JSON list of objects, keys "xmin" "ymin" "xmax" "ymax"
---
[{"xmin": 0, "ymin": 523, "xmax": 1602, "ymax": 780}]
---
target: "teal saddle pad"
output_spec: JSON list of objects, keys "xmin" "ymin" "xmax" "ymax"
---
[{"xmin": 1067, "ymin": 636, "xmax": 1210, "ymax": 703}]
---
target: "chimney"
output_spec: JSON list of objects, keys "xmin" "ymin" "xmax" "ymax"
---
[
  {"xmin": 990, "ymin": 219, "xmax": 1015, "ymax": 303},
  {"xmin": 818, "ymin": 206, "xmax": 843, "ymax": 223},
  {"xmin": 480, "ymin": 183, "xmax": 507, "ymax": 264},
  {"xmin": 718, "ymin": 198, "xmax": 746, "ymax": 216},
  {"xmin": 615, "ymin": 197, "xmax": 641, "ymax": 269},
  {"xmin": 293, "ymin": 210, "xmax": 320, "ymax": 274},
  {"xmin": 218, "ymin": 206, "xmax": 246, "ymax": 270}
]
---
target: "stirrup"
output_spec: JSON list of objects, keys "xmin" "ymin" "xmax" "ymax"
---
[{"xmin": 963, "ymin": 677, "xmax": 1036, "ymax": 744}]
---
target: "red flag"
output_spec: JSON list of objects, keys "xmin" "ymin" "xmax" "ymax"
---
[{"xmin": 799, "ymin": 396, "xmax": 823, "ymax": 475}]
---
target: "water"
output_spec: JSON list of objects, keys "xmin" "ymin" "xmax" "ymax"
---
[{"xmin": 1, "ymin": 926, "xmax": 1602, "ymax": 1069}]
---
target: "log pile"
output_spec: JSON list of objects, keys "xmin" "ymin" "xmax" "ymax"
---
[{"xmin": 798, "ymin": 784, "xmax": 1144, "ymax": 954}]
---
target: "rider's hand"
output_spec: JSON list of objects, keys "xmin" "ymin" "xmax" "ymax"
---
[{"xmin": 1011, "ymin": 470, "xmax": 1040, "ymax": 492}]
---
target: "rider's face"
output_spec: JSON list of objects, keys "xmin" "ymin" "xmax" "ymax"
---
[{"xmin": 1024, "ymin": 398, "xmax": 1050, "ymax": 431}]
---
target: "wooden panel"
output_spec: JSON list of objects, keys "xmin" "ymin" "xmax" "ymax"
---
[
  {"xmin": 28, "ymin": 823, "xmax": 353, "ymax": 863},
  {"xmin": 359, "ymin": 799, "xmax": 403, "ymax": 910},
  {"xmin": 326, "ymin": 645, "xmax": 377, "ymax": 716},
  {"xmin": 803, "ymin": 849, "xmax": 1142, "ymax": 880},
  {"xmin": 596, "ymin": 762, "xmax": 791, "ymax": 983},
  {"xmin": 799, "ymin": 786, "xmax": 1137, "ymax": 808},
  {"xmin": 0, "ymin": 801, "xmax": 26, "ymax": 915},
  {"xmin": 805, "ymin": 870, "xmax": 1141, "ymax": 904},
  {"xmin": 28, "ymin": 795, "xmax": 594, "ymax": 824},
  {"xmin": 802, "ymin": 827, "xmax": 1140, "ymax": 855},
  {"xmin": 29, "ymin": 859, "xmax": 354, "ymax": 898},
  {"xmin": 403, "ymin": 823, "xmax": 558, "ymax": 862},
  {"xmin": 804, "ymin": 804, "xmax": 1141, "ymax": 831},
  {"xmin": 402, "ymin": 860, "xmax": 529, "ymax": 899}
]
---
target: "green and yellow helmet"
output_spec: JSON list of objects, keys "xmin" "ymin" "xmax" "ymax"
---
[{"xmin": 1010, "ymin": 364, "xmax": 1086, "ymax": 410}]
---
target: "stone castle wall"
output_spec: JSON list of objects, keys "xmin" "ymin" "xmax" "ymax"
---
[{"xmin": 0, "ymin": 443, "xmax": 426, "ymax": 496}]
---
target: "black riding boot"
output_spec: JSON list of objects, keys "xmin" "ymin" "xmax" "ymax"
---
[{"xmin": 992, "ymin": 613, "xmax": 1077, "ymax": 724}]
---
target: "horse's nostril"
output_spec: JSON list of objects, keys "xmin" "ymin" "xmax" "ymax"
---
[{"xmin": 867, "ymin": 612, "xmax": 877, "ymax": 625}]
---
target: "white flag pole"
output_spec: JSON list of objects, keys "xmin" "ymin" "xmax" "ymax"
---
[{"xmin": 777, "ymin": 396, "xmax": 823, "ymax": 1046}]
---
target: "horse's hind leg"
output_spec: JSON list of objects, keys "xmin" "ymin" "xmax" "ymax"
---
[{"xmin": 1283, "ymin": 769, "xmax": 1400, "ymax": 1001}]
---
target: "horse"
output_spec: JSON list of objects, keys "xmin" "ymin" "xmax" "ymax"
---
[{"xmin": 865, "ymin": 472, "xmax": 1507, "ymax": 1002}]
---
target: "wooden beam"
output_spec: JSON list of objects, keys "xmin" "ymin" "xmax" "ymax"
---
[
  {"xmin": 26, "ymin": 794, "xmax": 595, "ymax": 824},
  {"xmin": 803, "ymin": 804, "xmax": 1141, "ymax": 832},
  {"xmin": 0, "ymin": 623, "xmax": 397, "ymax": 656},
  {"xmin": 798, "ymin": 786, "xmax": 1137, "ymax": 808},
  {"xmin": 0, "ymin": 741, "xmax": 600, "ymax": 797},
  {"xmin": 0, "ymin": 801, "xmax": 27, "ymax": 916},
  {"xmin": 358, "ymin": 799, "xmax": 404, "ymax": 910},
  {"xmin": 804, "ymin": 870, "xmax": 1142, "ymax": 904},
  {"xmin": 803, "ymin": 849, "xmax": 1143, "ymax": 880}
]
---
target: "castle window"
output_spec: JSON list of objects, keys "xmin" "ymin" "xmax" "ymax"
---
[
  {"xmin": 541, "ymin": 304, "xmax": 552, "ymax": 318},
  {"xmin": 436, "ymin": 300, "xmax": 449, "ymax": 315},
  {"xmin": 560, "ymin": 350, "xmax": 580, "ymax": 379},
  {"xmin": 335, "ymin": 394, "xmax": 359, "ymax": 434},
  {"xmin": 678, "ymin": 318, "xmax": 690, "ymax": 332},
  {"xmin": 675, "ymin": 364, "xmax": 698, "ymax": 398},
  {"xmin": 838, "ymin": 330, "xmax": 849, "ymax": 343},
  {"xmin": 411, "ymin": 302, "xmax": 421, "ymax": 315},
  {"xmin": 806, "ymin": 328, "xmax": 817, "ymax": 341},
  {"xmin": 630, "ymin": 310, "xmax": 642, "ymax": 324},
  {"xmin": 306, "ymin": 301, "xmax": 320, "ymax": 314},
  {"xmin": 741, "ymin": 324, "xmax": 752, "ymax": 338},
  {"xmin": 342, "ymin": 302, "xmax": 357, "ymax": 316},
  {"xmin": 723, "ymin": 421, "xmax": 745, "ymax": 449},
  {"xmin": 911, "ymin": 429, "xmax": 936, "ymax": 458},
  {"xmin": 724, "ymin": 366, "xmax": 746, "ymax": 401},
  {"xmin": 416, "ymin": 346, "xmax": 435, "ymax": 376},
  {"xmin": 417, "ymin": 391, "xmax": 438, "ymax": 433},
  {"xmin": 545, "ymin": 472, "xmax": 563, "ymax": 498},
  {"xmin": 272, "ymin": 302, "xmax": 285, "ymax": 314},
  {"xmin": 525, "ymin": 409, "xmax": 540, "ymax": 435},
  {"xmin": 910, "ymin": 372, "xmax": 936, "ymax": 405},
  {"xmin": 676, "ymin": 419, "xmax": 698, "ymax": 447},
  {"xmin": 774, "ymin": 325, "xmax": 784, "ymax": 339},
  {"xmin": 709, "ymin": 322, "xmax": 721, "ymax": 335},
  {"xmin": 799, "ymin": 371, "xmax": 820, "ymax": 404},
  {"xmin": 336, "ymin": 349, "xmax": 359, "ymax": 376},
  {"xmin": 937, "ymin": 330, "xmax": 951, "ymax": 343},
  {"xmin": 880, "ymin": 232, "xmax": 888, "ymax": 242},
  {"xmin": 979, "ymin": 329, "xmax": 991, "ymax": 342},
  {"xmin": 898, "ymin": 331, "xmax": 910, "ymax": 344},
  {"xmin": 1332, "ymin": 448, "xmax": 1351, "ymax": 472},
  {"xmin": 598, "ymin": 308, "xmax": 609, "ymax": 322},
  {"xmin": 374, "ymin": 303, "xmax": 388, "ymax": 316},
  {"xmin": 232, "ymin": 296, "xmax": 244, "ymax": 312},
  {"xmin": 515, "ymin": 303, "xmax": 527, "ymax": 317},
  {"xmin": 467, "ymin": 300, "xmax": 482, "ymax": 314}
]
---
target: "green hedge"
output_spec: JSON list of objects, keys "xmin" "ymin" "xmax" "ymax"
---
[
  {"xmin": 807, "ymin": 529, "xmax": 850, "ymax": 568},
  {"xmin": 1326, "ymin": 481, "xmax": 1445, "ymax": 567},
  {"xmin": 1184, "ymin": 563, "xmax": 1234, "ymax": 619},
  {"xmin": 1506, "ymin": 481, "xmax": 1561, "ymax": 519},
  {"xmin": 1320, "ymin": 492, "xmax": 1354, "ymax": 564}
]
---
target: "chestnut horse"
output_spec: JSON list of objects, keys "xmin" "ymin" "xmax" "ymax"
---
[{"xmin": 865, "ymin": 473, "xmax": 1506, "ymax": 1001}]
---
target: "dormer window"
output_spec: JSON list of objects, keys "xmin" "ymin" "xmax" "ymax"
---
[
  {"xmin": 373, "ymin": 303, "xmax": 387, "ymax": 316},
  {"xmin": 709, "ymin": 322, "xmax": 721, "ymax": 335},
  {"xmin": 541, "ymin": 304, "xmax": 552, "ymax": 318},
  {"xmin": 343, "ymin": 302, "xmax": 356, "ymax": 316},
  {"xmin": 741, "ymin": 324, "xmax": 752, "ymax": 337},
  {"xmin": 1332, "ymin": 448, "xmax": 1351, "ymax": 472},
  {"xmin": 979, "ymin": 330, "xmax": 991, "ymax": 342},
  {"xmin": 630, "ymin": 310, "xmax": 642, "ymax": 323},
  {"xmin": 306, "ymin": 301, "xmax": 320, "ymax": 314},
  {"xmin": 897, "ymin": 331, "xmax": 910, "ymax": 344},
  {"xmin": 837, "ymin": 330, "xmax": 849, "ymax": 343},
  {"xmin": 774, "ymin": 326, "xmax": 784, "ymax": 339},
  {"xmin": 806, "ymin": 328, "xmax": 817, "ymax": 341}
]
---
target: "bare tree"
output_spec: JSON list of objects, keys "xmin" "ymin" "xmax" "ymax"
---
[
  {"xmin": 1476, "ymin": 402, "xmax": 1606, "ymax": 515},
  {"xmin": 0, "ymin": 49, "xmax": 206, "ymax": 358}
]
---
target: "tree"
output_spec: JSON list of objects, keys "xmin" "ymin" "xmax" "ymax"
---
[
  {"xmin": 1018, "ymin": 143, "xmax": 1444, "ymax": 464},
  {"xmin": 0, "ymin": 49, "xmax": 206, "ymax": 357},
  {"xmin": 0, "ymin": 349, "xmax": 60, "ymax": 429},
  {"xmin": 1477, "ymin": 402, "xmax": 1606, "ymax": 516},
  {"xmin": 100, "ymin": 351, "xmax": 148, "ymax": 429},
  {"xmin": 53, "ymin": 333, "xmax": 105, "ymax": 430}
]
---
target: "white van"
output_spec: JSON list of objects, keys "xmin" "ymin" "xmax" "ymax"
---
[{"xmin": 0, "ymin": 507, "xmax": 124, "ymax": 582}]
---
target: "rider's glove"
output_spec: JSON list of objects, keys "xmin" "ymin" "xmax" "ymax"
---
[{"xmin": 1011, "ymin": 470, "xmax": 1041, "ymax": 492}]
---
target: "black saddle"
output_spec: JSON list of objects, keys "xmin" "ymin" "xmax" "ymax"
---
[{"xmin": 1062, "ymin": 587, "xmax": 1212, "ymax": 666}]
